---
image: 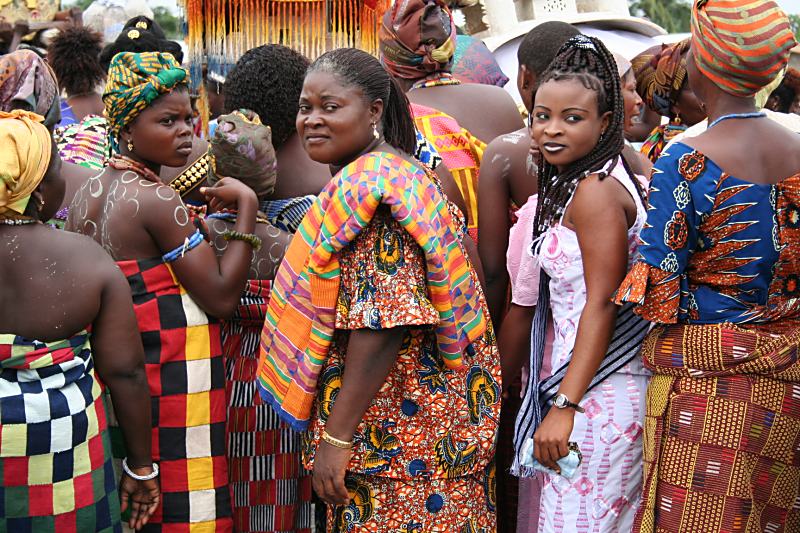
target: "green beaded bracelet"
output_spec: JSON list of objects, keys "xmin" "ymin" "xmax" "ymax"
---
[{"xmin": 222, "ymin": 230, "xmax": 262, "ymax": 251}]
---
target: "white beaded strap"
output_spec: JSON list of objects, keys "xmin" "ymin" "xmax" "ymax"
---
[{"xmin": 122, "ymin": 458, "xmax": 160, "ymax": 481}]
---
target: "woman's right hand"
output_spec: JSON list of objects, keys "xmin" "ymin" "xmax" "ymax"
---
[
  {"xmin": 201, "ymin": 177, "xmax": 258, "ymax": 213},
  {"xmin": 120, "ymin": 470, "xmax": 161, "ymax": 530}
]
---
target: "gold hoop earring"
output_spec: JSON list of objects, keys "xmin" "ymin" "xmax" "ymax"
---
[
  {"xmin": 372, "ymin": 122, "xmax": 380, "ymax": 140},
  {"xmin": 127, "ymin": 139, "xmax": 134, "ymax": 152}
]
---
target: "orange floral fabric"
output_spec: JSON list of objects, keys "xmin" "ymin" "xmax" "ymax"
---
[{"xmin": 302, "ymin": 206, "xmax": 501, "ymax": 482}]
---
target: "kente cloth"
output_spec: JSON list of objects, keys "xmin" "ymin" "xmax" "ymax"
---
[
  {"xmin": 0, "ymin": 49, "xmax": 60, "ymax": 129},
  {"xmin": 55, "ymin": 115, "xmax": 111, "ymax": 171},
  {"xmin": 117, "ymin": 258, "xmax": 233, "ymax": 532},
  {"xmin": 691, "ymin": 0, "xmax": 796, "ymax": 97},
  {"xmin": 301, "ymin": 199, "xmax": 499, "ymax": 480},
  {"xmin": 632, "ymin": 40, "xmax": 690, "ymax": 118},
  {"xmin": 208, "ymin": 109, "xmax": 277, "ymax": 198},
  {"xmin": 632, "ymin": 322, "xmax": 800, "ymax": 532},
  {"xmin": 378, "ymin": 0, "xmax": 457, "ymax": 80},
  {"xmin": 257, "ymin": 151, "xmax": 487, "ymax": 431},
  {"xmin": 413, "ymin": 129, "xmax": 442, "ymax": 170},
  {"xmin": 452, "ymin": 34, "xmax": 509, "ymax": 88},
  {"xmin": 639, "ymin": 121, "xmax": 688, "ymax": 163},
  {"xmin": 260, "ymin": 196, "xmax": 317, "ymax": 234},
  {"xmin": 615, "ymin": 142, "xmax": 800, "ymax": 324},
  {"xmin": 325, "ymin": 465, "xmax": 496, "ymax": 532},
  {"xmin": 0, "ymin": 109, "xmax": 52, "ymax": 216},
  {"xmin": 0, "ymin": 331, "xmax": 121, "ymax": 532},
  {"xmin": 102, "ymin": 51, "xmax": 187, "ymax": 151},
  {"xmin": 411, "ymin": 102, "xmax": 485, "ymax": 242},
  {"xmin": 223, "ymin": 279, "xmax": 313, "ymax": 533}
]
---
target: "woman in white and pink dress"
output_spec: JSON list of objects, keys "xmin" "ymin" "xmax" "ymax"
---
[{"xmin": 499, "ymin": 35, "xmax": 650, "ymax": 532}]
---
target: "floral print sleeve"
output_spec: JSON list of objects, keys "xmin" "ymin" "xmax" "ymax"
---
[
  {"xmin": 615, "ymin": 143, "xmax": 704, "ymax": 323},
  {"xmin": 336, "ymin": 206, "xmax": 440, "ymax": 330}
]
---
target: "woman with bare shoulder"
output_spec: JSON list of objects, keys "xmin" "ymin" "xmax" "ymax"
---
[
  {"xmin": 66, "ymin": 51, "xmax": 258, "ymax": 531},
  {"xmin": 0, "ymin": 110, "xmax": 158, "ymax": 531}
]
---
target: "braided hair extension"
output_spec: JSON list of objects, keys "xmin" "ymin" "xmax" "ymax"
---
[{"xmin": 532, "ymin": 35, "xmax": 646, "ymax": 238}]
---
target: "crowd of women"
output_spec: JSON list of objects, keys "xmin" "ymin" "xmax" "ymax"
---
[{"xmin": 0, "ymin": 0, "xmax": 798, "ymax": 531}]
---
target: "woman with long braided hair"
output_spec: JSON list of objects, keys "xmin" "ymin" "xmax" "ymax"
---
[{"xmin": 506, "ymin": 35, "xmax": 651, "ymax": 531}]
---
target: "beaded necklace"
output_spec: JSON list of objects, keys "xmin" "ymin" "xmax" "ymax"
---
[
  {"xmin": 0, "ymin": 217, "xmax": 39, "ymax": 226},
  {"xmin": 707, "ymin": 111, "xmax": 766, "ymax": 129},
  {"xmin": 108, "ymin": 154, "xmax": 163, "ymax": 184},
  {"xmin": 410, "ymin": 73, "xmax": 461, "ymax": 91}
]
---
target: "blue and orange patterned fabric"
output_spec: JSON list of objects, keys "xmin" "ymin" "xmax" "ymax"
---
[
  {"xmin": 616, "ymin": 141, "xmax": 800, "ymax": 324},
  {"xmin": 615, "ymin": 141, "xmax": 800, "ymax": 532},
  {"xmin": 0, "ymin": 332, "xmax": 121, "ymax": 532}
]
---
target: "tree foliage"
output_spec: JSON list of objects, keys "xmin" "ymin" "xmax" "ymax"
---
[
  {"xmin": 153, "ymin": 7, "xmax": 181, "ymax": 39},
  {"xmin": 789, "ymin": 14, "xmax": 800, "ymax": 38},
  {"xmin": 630, "ymin": 0, "xmax": 692, "ymax": 34}
]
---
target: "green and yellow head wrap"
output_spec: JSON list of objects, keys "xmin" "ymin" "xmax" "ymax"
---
[{"xmin": 103, "ymin": 51, "xmax": 188, "ymax": 152}]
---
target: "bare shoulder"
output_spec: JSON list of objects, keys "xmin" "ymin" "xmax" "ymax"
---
[
  {"xmin": 686, "ymin": 117, "xmax": 800, "ymax": 182},
  {"xmin": 460, "ymin": 83, "xmax": 518, "ymax": 107},
  {"xmin": 574, "ymin": 171, "xmax": 634, "ymax": 209},
  {"xmin": 486, "ymin": 128, "xmax": 529, "ymax": 152},
  {"xmin": 46, "ymin": 228, "xmax": 125, "ymax": 277},
  {"xmin": 135, "ymin": 178, "xmax": 194, "ymax": 229}
]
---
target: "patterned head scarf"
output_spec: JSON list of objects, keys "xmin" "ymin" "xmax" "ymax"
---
[
  {"xmin": 692, "ymin": 0, "xmax": 797, "ymax": 97},
  {"xmin": 103, "ymin": 51, "xmax": 187, "ymax": 152},
  {"xmin": 0, "ymin": 110, "xmax": 53, "ymax": 217},
  {"xmin": 379, "ymin": 0, "xmax": 457, "ymax": 80},
  {"xmin": 0, "ymin": 50, "xmax": 61, "ymax": 129},
  {"xmin": 632, "ymin": 39, "xmax": 690, "ymax": 118},
  {"xmin": 208, "ymin": 109, "xmax": 277, "ymax": 199}
]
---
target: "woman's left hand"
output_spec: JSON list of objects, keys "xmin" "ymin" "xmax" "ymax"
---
[
  {"xmin": 312, "ymin": 441, "xmax": 352, "ymax": 506},
  {"xmin": 533, "ymin": 408, "xmax": 575, "ymax": 474}
]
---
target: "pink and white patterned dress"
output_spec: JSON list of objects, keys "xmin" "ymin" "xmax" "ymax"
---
[{"xmin": 513, "ymin": 159, "xmax": 650, "ymax": 533}]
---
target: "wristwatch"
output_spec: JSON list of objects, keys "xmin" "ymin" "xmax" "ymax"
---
[{"xmin": 553, "ymin": 393, "xmax": 585, "ymax": 413}]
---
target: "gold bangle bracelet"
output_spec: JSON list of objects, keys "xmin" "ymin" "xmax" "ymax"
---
[{"xmin": 322, "ymin": 430, "xmax": 353, "ymax": 449}]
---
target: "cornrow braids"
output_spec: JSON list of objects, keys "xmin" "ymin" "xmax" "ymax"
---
[{"xmin": 532, "ymin": 35, "xmax": 646, "ymax": 239}]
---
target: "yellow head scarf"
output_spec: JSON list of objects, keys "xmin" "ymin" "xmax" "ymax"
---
[{"xmin": 0, "ymin": 110, "xmax": 52, "ymax": 217}]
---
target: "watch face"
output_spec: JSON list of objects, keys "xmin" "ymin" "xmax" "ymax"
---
[{"xmin": 554, "ymin": 394, "xmax": 566, "ymax": 408}]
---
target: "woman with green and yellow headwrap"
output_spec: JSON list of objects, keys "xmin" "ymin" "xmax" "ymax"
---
[
  {"xmin": 615, "ymin": 1, "xmax": 800, "ymax": 531},
  {"xmin": 0, "ymin": 109, "xmax": 161, "ymax": 532},
  {"xmin": 67, "ymin": 51, "xmax": 261, "ymax": 532}
]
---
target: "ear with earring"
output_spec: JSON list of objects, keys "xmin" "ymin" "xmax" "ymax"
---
[
  {"xmin": 372, "ymin": 122, "xmax": 380, "ymax": 140},
  {"xmin": 32, "ymin": 190, "xmax": 44, "ymax": 212},
  {"xmin": 127, "ymin": 138, "xmax": 134, "ymax": 152}
]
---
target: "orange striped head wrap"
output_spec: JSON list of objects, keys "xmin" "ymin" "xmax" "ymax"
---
[{"xmin": 691, "ymin": 0, "xmax": 797, "ymax": 97}]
